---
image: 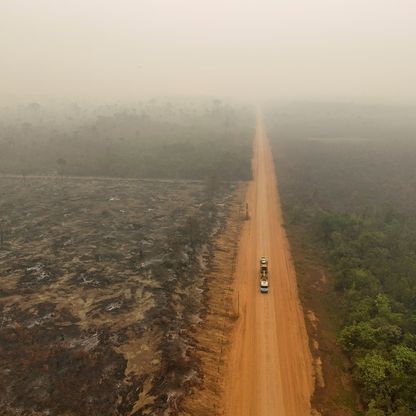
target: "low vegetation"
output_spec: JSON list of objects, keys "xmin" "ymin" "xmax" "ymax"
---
[{"xmin": 267, "ymin": 103, "xmax": 416, "ymax": 416}]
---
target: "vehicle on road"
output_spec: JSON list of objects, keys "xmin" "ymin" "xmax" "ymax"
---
[
  {"xmin": 260, "ymin": 256, "xmax": 269, "ymax": 293},
  {"xmin": 260, "ymin": 278, "xmax": 269, "ymax": 293}
]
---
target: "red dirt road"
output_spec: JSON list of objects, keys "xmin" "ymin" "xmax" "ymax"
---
[{"xmin": 223, "ymin": 113, "xmax": 314, "ymax": 415}]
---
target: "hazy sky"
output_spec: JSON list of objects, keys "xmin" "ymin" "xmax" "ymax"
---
[{"xmin": 2, "ymin": 0, "xmax": 416, "ymax": 103}]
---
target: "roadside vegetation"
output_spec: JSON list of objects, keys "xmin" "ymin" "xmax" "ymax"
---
[{"xmin": 267, "ymin": 103, "xmax": 416, "ymax": 416}]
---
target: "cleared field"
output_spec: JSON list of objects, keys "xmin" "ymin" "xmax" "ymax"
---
[{"xmin": 0, "ymin": 177, "xmax": 239, "ymax": 416}]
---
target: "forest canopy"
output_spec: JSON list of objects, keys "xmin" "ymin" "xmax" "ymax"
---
[
  {"xmin": 267, "ymin": 102, "xmax": 416, "ymax": 416},
  {"xmin": 0, "ymin": 99, "xmax": 254, "ymax": 181}
]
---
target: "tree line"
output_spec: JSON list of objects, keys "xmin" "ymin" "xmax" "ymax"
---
[{"xmin": 0, "ymin": 99, "xmax": 254, "ymax": 181}]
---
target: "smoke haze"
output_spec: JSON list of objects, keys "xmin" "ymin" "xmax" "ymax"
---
[{"xmin": 2, "ymin": 0, "xmax": 416, "ymax": 103}]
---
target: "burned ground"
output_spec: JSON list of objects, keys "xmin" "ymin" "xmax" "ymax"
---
[{"xmin": 0, "ymin": 177, "xmax": 238, "ymax": 416}]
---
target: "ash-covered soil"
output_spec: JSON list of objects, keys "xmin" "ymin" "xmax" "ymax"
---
[{"xmin": 0, "ymin": 177, "xmax": 237, "ymax": 416}]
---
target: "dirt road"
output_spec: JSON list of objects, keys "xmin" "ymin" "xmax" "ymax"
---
[{"xmin": 223, "ymin": 113, "xmax": 314, "ymax": 415}]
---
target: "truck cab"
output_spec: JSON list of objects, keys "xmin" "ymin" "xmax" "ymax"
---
[{"xmin": 260, "ymin": 278, "xmax": 269, "ymax": 293}]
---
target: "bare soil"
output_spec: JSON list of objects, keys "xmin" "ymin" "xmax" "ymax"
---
[{"xmin": 0, "ymin": 176, "xmax": 240, "ymax": 416}]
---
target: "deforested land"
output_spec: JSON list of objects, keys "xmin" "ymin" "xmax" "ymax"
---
[{"xmin": 0, "ymin": 100, "xmax": 253, "ymax": 416}]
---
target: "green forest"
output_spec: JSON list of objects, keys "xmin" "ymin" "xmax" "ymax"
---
[
  {"xmin": 0, "ymin": 100, "xmax": 254, "ymax": 181},
  {"xmin": 267, "ymin": 103, "xmax": 416, "ymax": 416}
]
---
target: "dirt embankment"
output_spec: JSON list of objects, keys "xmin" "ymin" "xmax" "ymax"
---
[
  {"xmin": 180, "ymin": 184, "xmax": 246, "ymax": 416},
  {"xmin": 284, "ymin": 224, "xmax": 361, "ymax": 416}
]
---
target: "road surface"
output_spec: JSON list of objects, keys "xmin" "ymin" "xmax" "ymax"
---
[{"xmin": 223, "ymin": 113, "xmax": 314, "ymax": 415}]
